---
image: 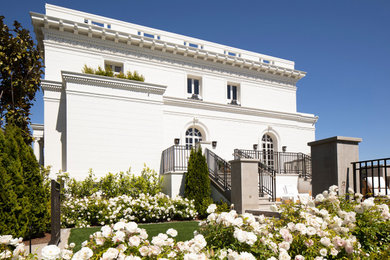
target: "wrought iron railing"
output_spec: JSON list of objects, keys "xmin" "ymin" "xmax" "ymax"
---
[
  {"xmin": 160, "ymin": 145, "xmax": 191, "ymax": 173},
  {"xmin": 234, "ymin": 149, "xmax": 276, "ymax": 201},
  {"xmin": 233, "ymin": 149, "xmax": 312, "ymax": 179},
  {"xmin": 205, "ymin": 148, "xmax": 231, "ymax": 192},
  {"xmin": 351, "ymin": 158, "xmax": 390, "ymax": 197},
  {"xmin": 160, "ymin": 146, "xmax": 232, "ymax": 200}
]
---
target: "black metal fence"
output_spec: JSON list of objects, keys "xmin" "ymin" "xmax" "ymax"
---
[
  {"xmin": 234, "ymin": 149, "xmax": 311, "ymax": 179},
  {"xmin": 160, "ymin": 145, "xmax": 192, "ymax": 173},
  {"xmin": 205, "ymin": 148, "xmax": 231, "ymax": 192},
  {"xmin": 351, "ymin": 158, "xmax": 390, "ymax": 197}
]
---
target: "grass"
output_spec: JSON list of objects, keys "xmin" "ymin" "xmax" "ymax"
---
[{"xmin": 68, "ymin": 221, "xmax": 199, "ymax": 252}]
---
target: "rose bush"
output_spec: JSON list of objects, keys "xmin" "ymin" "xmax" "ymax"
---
[
  {"xmin": 1, "ymin": 186, "xmax": 390, "ymax": 259},
  {"xmin": 62, "ymin": 193, "xmax": 197, "ymax": 228}
]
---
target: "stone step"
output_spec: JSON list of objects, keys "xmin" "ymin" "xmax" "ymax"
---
[{"xmin": 245, "ymin": 209, "xmax": 280, "ymax": 218}]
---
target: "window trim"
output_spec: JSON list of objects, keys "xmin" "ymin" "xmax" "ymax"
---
[
  {"xmin": 227, "ymin": 83, "xmax": 240, "ymax": 105},
  {"xmin": 104, "ymin": 61, "xmax": 124, "ymax": 75},
  {"xmin": 187, "ymin": 76, "xmax": 202, "ymax": 100}
]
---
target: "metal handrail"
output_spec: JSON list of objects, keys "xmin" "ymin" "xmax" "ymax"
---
[
  {"xmin": 234, "ymin": 149, "xmax": 276, "ymax": 201},
  {"xmin": 205, "ymin": 148, "xmax": 231, "ymax": 191}
]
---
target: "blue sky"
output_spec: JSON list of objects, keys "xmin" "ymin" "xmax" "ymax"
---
[{"xmin": 2, "ymin": 0, "xmax": 389, "ymax": 160}]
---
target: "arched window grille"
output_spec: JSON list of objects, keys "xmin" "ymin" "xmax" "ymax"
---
[{"xmin": 185, "ymin": 127, "xmax": 202, "ymax": 148}]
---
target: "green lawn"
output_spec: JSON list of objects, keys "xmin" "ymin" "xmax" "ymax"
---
[{"xmin": 68, "ymin": 221, "xmax": 199, "ymax": 252}]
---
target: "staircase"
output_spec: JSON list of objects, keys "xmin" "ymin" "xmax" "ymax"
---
[
  {"xmin": 205, "ymin": 148, "xmax": 231, "ymax": 201},
  {"xmin": 160, "ymin": 145, "xmax": 232, "ymax": 201},
  {"xmin": 234, "ymin": 149, "xmax": 276, "ymax": 202}
]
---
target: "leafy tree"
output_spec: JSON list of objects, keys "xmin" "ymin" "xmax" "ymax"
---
[
  {"xmin": 184, "ymin": 146, "xmax": 212, "ymax": 217},
  {"xmin": 0, "ymin": 16, "xmax": 44, "ymax": 143}
]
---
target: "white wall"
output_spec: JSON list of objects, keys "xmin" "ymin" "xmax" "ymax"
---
[
  {"xmin": 162, "ymin": 104, "xmax": 314, "ymax": 162},
  {"xmin": 43, "ymin": 29, "xmax": 298, "ymax": 114},
  {"xmin": 38, "ymin": 11, "xmax": 316, "ymax": 180},
  {"xmin": 63, "ymin": 79, "xmax": 164, "ymax": 179}
]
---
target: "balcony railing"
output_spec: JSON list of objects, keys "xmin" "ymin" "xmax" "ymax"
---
[
  {"xmin": 160, "ymin": 145, "xmax": 191, "ymax": 173},
  {"xmin": 233, "ymin": 149, "xmax": 311, "ymax": 179}
]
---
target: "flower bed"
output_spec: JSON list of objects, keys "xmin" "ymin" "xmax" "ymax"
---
[
  {"xmin": 62, "ymin": 193, "xmax": 197, "ymax": 228},
  {"xmin": 2, "ymin": 186, "xmax": 390, "ymax": 259}
]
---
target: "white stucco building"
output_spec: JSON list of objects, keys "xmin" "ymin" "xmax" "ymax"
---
[{"xmin": 31, "ymin": 4, "xmax": 317, "ymax": 186}]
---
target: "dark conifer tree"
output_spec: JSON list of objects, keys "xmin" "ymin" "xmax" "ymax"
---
[{"xmin": 184, "ymin": 146, "xmax": 212, "ymax": 217}]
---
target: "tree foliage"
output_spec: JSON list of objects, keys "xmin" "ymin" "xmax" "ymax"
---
[
  {"xmin": 0, "ymin": 16, "xmax": 44, "ymax": 143},
  {"xmin": 184, "ymin": 146, "xmax": 212, "ymax": 217},
  {"xmin": 0, "ymin": 125, "xmax": 49, "ymax": 238}
]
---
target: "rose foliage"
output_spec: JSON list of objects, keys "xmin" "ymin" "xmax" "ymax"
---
[
  {"xmin": 1, "ymin": 186, "xmax": 390, "ymax": 259},
  {"xmin": 62, "ymin": 193, "xmax": 197, "ymax": 228}
]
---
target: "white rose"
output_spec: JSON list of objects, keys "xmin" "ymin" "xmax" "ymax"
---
[
  {"xmin": 61, "ymin": 249, "xmax": 73, "ymax": 260},
  {"xmin": 238, "ymin": 252, "xmax": 256, "ymax": 260},
  {"xmin": 72, "ymin": 247, "xmax": 93, "ymax": 260},
  {"xmin": 319, "ymin": 248, "xmax": 327, "ymax": 256},
  {"xmin": 101, "ymin": 226, "xmax": 112, "ymax": 238},
  {"xmin": 320, "ymin": 237, "xmax": 331, "ymax": 247},
  {"xmin": 41, "ymin": 245, "xmax": 61, "ymax": 260},
  {"xmin": 113, "ymin": 222, "xmax": 126, "ymax": 231},
  {"xmin": 102, "ymin": 248, "xmax": 119, "ymax": 260},
  {"xmin": 166, "ymin": 228, "xmax": 178, "ymax": 237},
  {"xmin": 125, "ymin": 222, "xmax": 138, "ymax": 233},
  {"xmin": 0, "ymin": 250, "xmax": 11, "ymax": 259},
  {"xmin": 112, "ymin": 231, "xmax": 126, "ymax": 243},
  {"xmin": 129, "ymin": 236, "xmax": 141, "ymax": 247},
  {"xmin": 279, "ymin": 249, "xmax": 291, "ymax": 260},
  {"xmin": 139, "ymin": 246, "xmax": 149, "ymax": 256},
  {"xmin": 294, "ymin": 255, "xmax": 305, "ymax": 260},
  {"xmin": 206, "ymin": 204, "xmax": 217, "ymax": 214},
  {"xmin": 279, "ymin": 241, "xmax": 290, "ymax": 251},
  {"xmin": 0, "ymin": 235, "xmax": 12, "ymax": 245}
]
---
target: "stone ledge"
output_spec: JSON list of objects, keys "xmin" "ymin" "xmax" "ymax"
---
[{"xmin": 308, "ymin": 136, "xmax": 362, "ymax": 147}]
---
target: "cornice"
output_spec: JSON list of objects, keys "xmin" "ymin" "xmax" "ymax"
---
[
  {"xmin": 31, "ymin": 12, "xmax": 306, "ymax": 81},
  {"xmin": 61, "ymin": 71, "xmax": 167, "ymax": 95},
  {"xmin": 42, "ymin": 29, "xmax": 298, "ymax": 89},
  {"xmin": 163, "ymin": 96, "xmax": 318, "ymax": 125},
  {"xmin": 41, "ymin": 80, "xmax": 62, "ymax": 92}
]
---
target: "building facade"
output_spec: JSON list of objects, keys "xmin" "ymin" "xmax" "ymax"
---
[{"xmin": 31, "ymin": 4, "xmax": 317, "ymax": 180}]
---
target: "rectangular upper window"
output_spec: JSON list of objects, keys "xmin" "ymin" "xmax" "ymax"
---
[
  {"xmin": 227, "ymin": 84, "xmax": 240, "ymax": 105},
  {"xmin": 105, "ymin": 61, "xmax": 123, "ymax": 74},
  {"xmin": 187, "ymin": 77, "xmax": 202, "ymax": 100}
]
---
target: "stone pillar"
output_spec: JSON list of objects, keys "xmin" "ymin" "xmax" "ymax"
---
[
  {"xmin": 308, "ymin": 136, "xmax": 362, "ymax": 196},
  {"xmin": 230, "ymin": 158, "xmax": 259, "ymax": 214},
  {"xmin": 33, "ymin": 137, "xmax": 40, "ymax": 162}
]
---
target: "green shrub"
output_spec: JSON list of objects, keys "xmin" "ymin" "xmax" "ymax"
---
[
  {"xmin": 0, "ymin": 125, "xmax": 49, "ymax": 238},
  {"xmin": 81, "ymin": 65, "xmax": 94, "ymax": 74},
  {"xmin": 0, "ymin": 128, "xmax": 29, "ymax": 238},
  {"xmin": 215, "ymin": 200, "xmax": 231, "ymax": 213},
  {"xmin": 184, "ymin": 146, "xmax": 212, "ymax": 218},
  {"xmin": 59, "ymin": 166, "xmax": 162, "ymax": 199},
  {"xmin": 94, "ymin": 66, "xmax": 106, "ymax": 76},
  {"xmin": 130, "ymin": 71, "xmax": 145, "ymax": 82},
  {"xmin": 81, "ymin": 65, "xmax": 145, "ymax": 82}
]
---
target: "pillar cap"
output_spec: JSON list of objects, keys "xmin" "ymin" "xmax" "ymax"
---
[
  {"xmin": 308, "ymin": 136, "xmax": 362, "ymax": 147},
  {"xmin": 229, "ymin": 158, "xmax": 260, "ymax": 164}
]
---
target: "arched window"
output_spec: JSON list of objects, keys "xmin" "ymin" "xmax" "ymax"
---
[
  {"xmin": 262, "ymin": 134, "xmax": 274, "ymax": 168},
  {"xmin": 185, "ymin": 127, "xmax": 202, "ymax": 148}
]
